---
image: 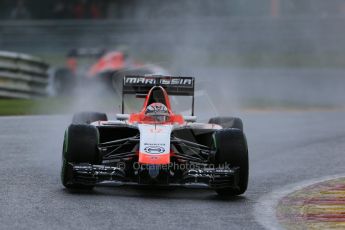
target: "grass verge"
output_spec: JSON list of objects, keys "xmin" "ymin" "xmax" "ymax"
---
[{"xmin": 0, "ymin": 97, "xmax": 341, "ymax": 116}]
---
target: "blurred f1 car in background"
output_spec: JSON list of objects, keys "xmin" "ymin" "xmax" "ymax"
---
[
  {"xmin": 61, "ymin": 75, "xmax": 249, "ymax": 196},
  {"xmin": 51, "ymin": 48, "xmax": 167, "ymax": 96}
]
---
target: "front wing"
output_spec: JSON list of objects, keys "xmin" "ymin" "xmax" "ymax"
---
[{"xmin": 65, "ymin": 163, "xmax": 239, "ymax": 189}]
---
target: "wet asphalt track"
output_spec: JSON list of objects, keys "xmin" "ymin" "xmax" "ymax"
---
[{"xmin": 1, "ymin": 111, "xmax": 345, "ymax": 230}]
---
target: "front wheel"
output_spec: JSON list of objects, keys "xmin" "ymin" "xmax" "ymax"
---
[
  {"xmin": 61, "ymin": 124, "xmax": 99, "ymax": 189},
  {"xmin": 213, "ymin": 128, "xmax": 249, "ymax": 196}
]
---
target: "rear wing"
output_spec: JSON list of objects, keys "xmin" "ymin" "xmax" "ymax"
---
[{"xmin": 121, "ymin": 75, "xmax": 195, "ymax": 115}]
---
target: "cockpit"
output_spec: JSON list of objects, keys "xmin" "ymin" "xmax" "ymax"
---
[
  {"xmin": 143, "ymin": 86, "xmax": 171, "ymax": 123},
  {"xmin": 145, "ymin": 102, "xmax": 170, "ymax": 122}
]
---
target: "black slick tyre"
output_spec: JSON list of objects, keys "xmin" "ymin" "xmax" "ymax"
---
[
  {"xmin": 213, "ymin": 128, "xmax": 249, "ymax": 196},
  {"xmin": 61, "ymin": 124, "xmax": 99, "ymax": 189}
]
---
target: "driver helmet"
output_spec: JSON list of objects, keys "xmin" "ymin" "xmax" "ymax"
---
[{"xmin": 145, "ymin": 103, "xmax": 169, "ymax": 122}]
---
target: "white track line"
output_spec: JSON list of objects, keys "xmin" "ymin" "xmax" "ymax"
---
[{"xmin": 253, "ymin": 173, "xmax": 345, "ymax": 230}]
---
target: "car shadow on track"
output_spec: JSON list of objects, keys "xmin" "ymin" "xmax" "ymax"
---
[{"xmin": 62, "ymin": 185, "xmax": 247, "ymax": 202}]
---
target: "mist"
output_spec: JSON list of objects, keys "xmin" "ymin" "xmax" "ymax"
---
[{"xmin": 1, "ymin": 0, "xmax": 345, "ymax": 117}]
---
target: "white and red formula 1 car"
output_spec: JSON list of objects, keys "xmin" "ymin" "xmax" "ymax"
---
[{"xmin": 61, "ymin": 75, "xmax": 249, "ymax": 196}]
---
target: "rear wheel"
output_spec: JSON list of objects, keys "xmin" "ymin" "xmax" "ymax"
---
[
  {"xmin": 72, "ymin": 112, "xmax": 107, "ymax": 124},
  {"xmin": 53, "ymin": 68, "xmax": 76, "ymax": 96},
  {"xmin": 213, "ymin": 128, "xmax": 249, "ymax": 196},
  {"xmin": 61, "ymin": 124, "xmax": 99, "ymax": 189},
  {"xmin": 209, "ymin": 117, "xmax": 243, "ymax": 131}
]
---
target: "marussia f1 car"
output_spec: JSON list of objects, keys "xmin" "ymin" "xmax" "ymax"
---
[
  {"xmin": 61, "ymin": 75, "xmax": 249, "ymax": 196},
  {"xmin": 52, "ymin": 48, "xmax": 167, "ymax": 95}
]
